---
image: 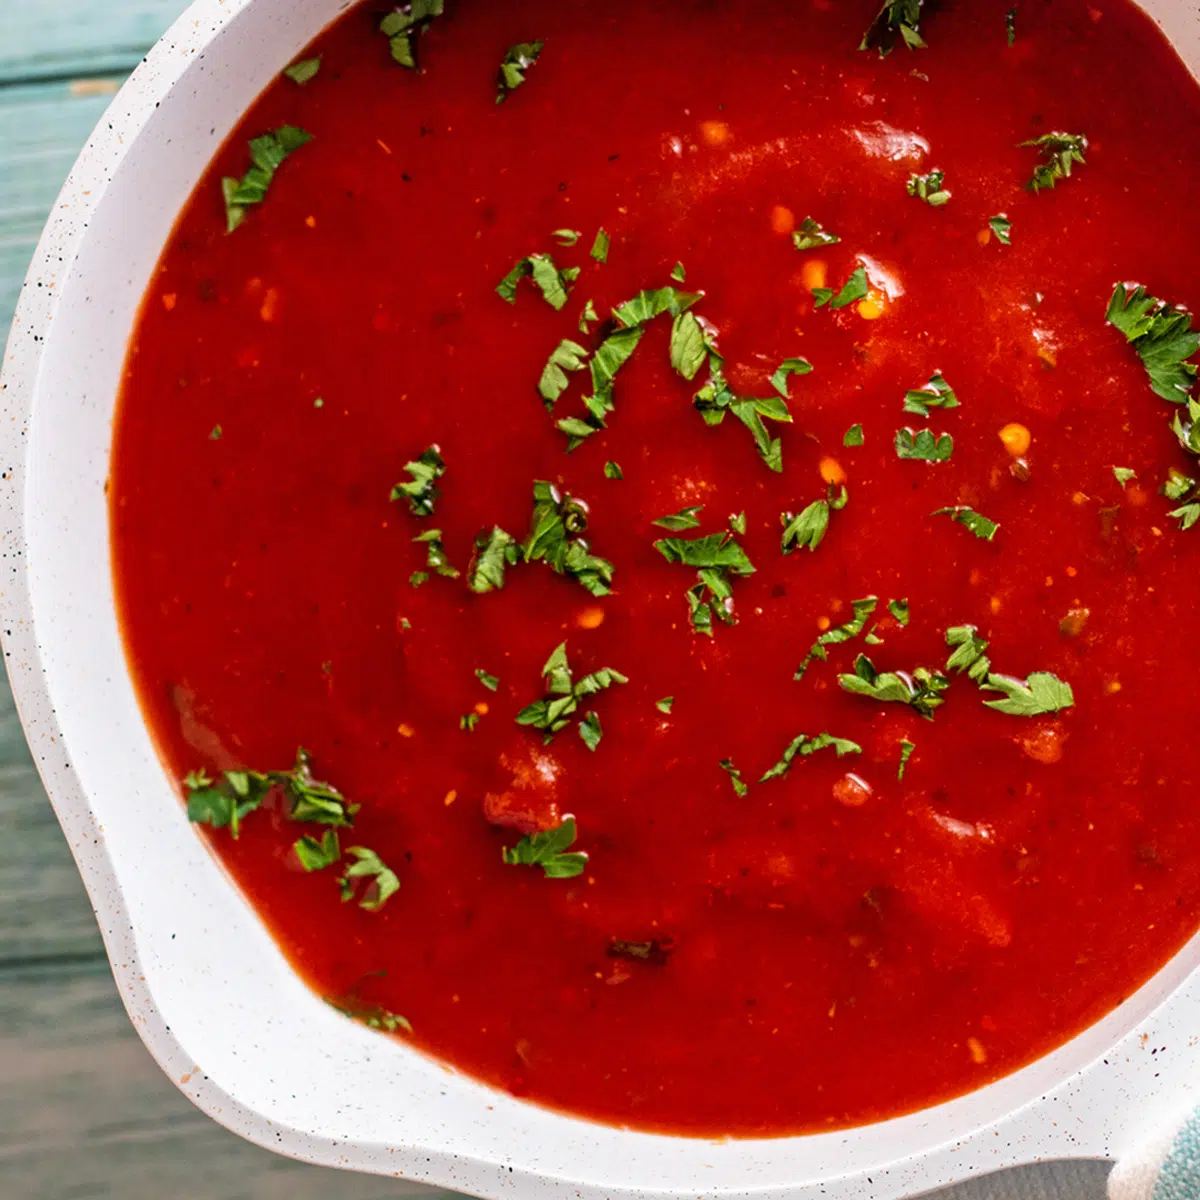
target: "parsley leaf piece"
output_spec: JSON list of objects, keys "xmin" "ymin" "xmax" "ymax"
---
[
  {"xmin": 729, "ymin": 511, "xmax": 747, "ymax": 535},
  {"xmin": 719, "ymin": 759, "xmax": 749, "ymax": 797},
  {"xmin": 945, "ymin": 625, "xmax": 991, "ymax": 681},
  {"xmin": 284, "ymin": 56, "xmax": 322, "ymax": 85},
  {"xmin": 522, "ymin": 481, "xmax": 614, "ymax": 595},
  {"xmin": 933, "ymin": 506, "xmax": 999, "ymax": 541},
  {"xmin": 814, "ymin": 265, "xmax": 869, "ymax": 310},
  {"xmin": 603, "ymin": 461, "xmax": 623, "ymax": 480},
  {"xmin": 907, "ymin": 170, "xmax": 951, "ymax": 206},
  {"xmin": 793, "ymin": 216, "xmax": 841, "ymax": 251},
  {"xmin": 898, "ymin": 740, "xmax": 916, "ymax": 779},
  {"xmin": 656, "ymin": 697, "xmax": 675, "ymax": 714},
  {"xmin": 339, "ymin": 847, "xmax": 400, "ymax": 910},
  {"xmin": 516, "ymin": 643, "xmax": 627, "ymax": 742},
  {"xmin": 614, "ymin": 285, "xmax": 702, "ymax": 328},
  {"xmin": 1164, "ymin": 468, "xmax": 1196, "ymax": 501},
  {"xmin": 496, "ymin": 252, "xmax": 576, "ymax": 310},
  {"xmin": 379, "ymin": 0, "xmax": 444, "ymax": 69},
  {"xmin": 295, "ymin": 829, "xmax": 341, "ymax": 871},
  {"xmin": 1113, "ymin": 467, "xmax": 1137, "ymax": 488},
  {"xmin": 669, "ymin": 311, "xmax": 712, "ymax": 381},
  {"xmin": 475, "ymin": 668, "xmax": 499, "ymax": 692},
  {"xmin": 552, "ymin": 229, "xmax": 581, "ymax": 247},
  {"xmin": 538, "ymin": 339, "xmax": 589, "ymax": 407},
  {"xmin": 1170, "ymin": 502, "xmax": 1200, "ymax": 530},
  {"xmin": 1020, "ymin": 132, "xmax": 1088, "ymax": 193},
  {"xmin": 1106, "ymin": 283, "xmax": 1199, "ymax": 403},
  {"xmin": 671, "ymin": 261, "xmax": 687, "ymax": 282},
  {"xmin": 981, "ymin": 672, "xmax": 1074, "ymax": 716},
  {"xmin": 844, "ymin": 423, "xmax": 865, "ymax": 447},
  {"xmin": 795, "ymin": 596, "xmax": 879, "ymax": 680},
  {"xmin": 760, "ymin": 732, "xmax": 863, "ymax": 783},
  {"xmin": 222, "ymin": 125, "xmax": 313, "ymax": 233},
  {"xmin": 839, "ymin": 654, "xmax": 950, "ymax": 719},
  {"xmin": 503, "ymin": 815, "xmax": 588, "ymax": 878},
  {"xmin": 579, "ymin": 299, "xmax": 599, "ymax": 333},
  {"xmin": 1006, "ymin": 7, "xmax": 1016, "ymax": 44},
  {"xmin": 390, "ymin": 446, "xmax": 445, "ymax": 517},
  {"xmin": 781, "ymin": 486, "xmax": 848, "ymax": 554},
  {"xmin": 497, "ymin": 40, "xmax": 545, "ymax": 102},
  {"xmin": 655, "ymin": 531, "xmax": 755, "ymax": 637},
  {"xmin": 989, "ymin": 214, "xmax": 1012, "ymax": 245},
  {"xmin": 184, "ymin": 768, "xmax": 269, "ymax": 839},
  {"xmin": 579, "ymin": 711, "xmax": 603, "ymax": 752},
  {"xmin": 413, "ymin": 529, "xmax": 460, "ymax": 579},
  {"xmin": 895, "ymin": 427, "xmax": 953, "ymax": 461},
  {"xmin": 280, "ymin": 749, "xmax": 359, "ymax": 826},
  {"xmin": 903, "ymin": 372, "xmax": 959, "ymax": 417},
  {"xmin": 888, "ymin": 598, "xmax": 910, "ymax": 626},
  {"xmin": 591, "ymin": 227, "xmax": 611, "ymax": 264},
  {"xmin": 692, "ymin": 357, "xmax": 794, "ymax": 473},
  {"xmin": 860, "ymin": 0, "xmax": 926, "ymax": 55},
  {"xmin": 460, "ymin": 712, "xmax": 480, "ymax": 732},
  {"xmin": 653, "ymin": 506, "xmax": 704, "ymax": 531},
  {"xmin": 468, "ymin": 526, "xmax": 520, "ymax": 593},
  {"xmin": 769, "ymin": 357, "xmax": 814, "ymax": 399},
  {"xmin": 329, "ymin": 998, "xmax": 412, "ymax": 1035}
]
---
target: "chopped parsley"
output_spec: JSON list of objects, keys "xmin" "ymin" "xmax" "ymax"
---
[
  {"xmin": 656, "ymin": 697, "xmax": 675, "ymax": 714},
  {"xmin": 653, "ymin": 506, "xmax": 704, "ymax": 531},
  {"xmin": 945, "ymin": 625, "xmax": 991, "ymax": 681},
  {"xmin": 769, "ymin": 357, "xmax": 814, "ymax": 399},
  {"xmin": 579, "ymin": 299, "xmax": 599, "ymax": 332},
  {"xmin": 329, "ymin": 998, "xmax": 412, "ymax": 1035},
  {"xmin": 503, "ymin": 816, "xmax": 588, "ymax": 878},
  {"xmin": 1020, "ymin": 132, "xmax": 1088, "ymax": 193},
  {"xmin": 497, "ymin": 41, "xmax": 545, "ymax": 102},
  {"xmin": 844, "ymin": 423, "xmax": 865, "ymax": 447},
  {"xmin": 1164, "ymin": 469, "xmax": 1196, "ymax": 500},
  {"xmin": 460, "ymin": 712, "xmax": 481, "ymax": 732},
  {"xmin": 283, "ymin": 56, "xmax": 322, "ymax": 85},
  {"xmin": 719, "ymin": 758, "xmax": 749, "ymax": 797},
  {"xmin": 604, "ymin": 460, "xmax": 623, "ymax": 480},
  {"xmin": 475, "ymin": 668, "xmax": 500, "ymax": 691},
  {"xmin": 907, "ymin": 170, "xmax": 951, "ymax": 207},
  {"xmin": 795, "ymin": 596, "xmax": 879, "ymax": 680},
  {"xmin": 793, "ymin": 216, "xmax": 841, "ymax": 251},
  {"xmin": 839, "ymin": 654, "xmax": 950, "ymax": 719},
  {"xmin": 729, "ymin": 511, "xmax": 747, "ymax": 534},
  {"xmin": 579, "ymin": 711, "xmax": 604, "ymax": 752},
  {"xmin": 516, "ymin": 642, "xmax": 628, "ymax": 743},
  {"xmin": 1113, "ymin": 467, "xmax": 1137, "ymax": 488},
  {"xmin": 379, "ymin": 0, "xmax": 444, "ymax": 69},
  {"xmin": 1106, "ymin": 283, "xmax": 1198, "ymax": 403},
  {"xmin": 888, "ymin": 598, "xmax": 910, "ymax": 626},
  {"xmin": 860, "ymin": 0, "xmax": 926, "ymax": 55},
  {"xmin": 671, "ymin": 261, "xmax": 687, "ymax": 283},
  {"xmin": 339, "ymin": 846, "xmax": 401, "ymax": 911},
  {"xmin": 654, "ymin": 530, "xmax": 756, "ymax": 637},
  {"xmin": 989, "ymin": 214, "xmax": 1012, "ymax": 245},
  {"xmin": 222, "ymin": 125, "xmax": 312, "ymax": 233},
  {"xmin": 413, "ymin": 529, "xmax": 460, "ymax": 579},
  {"xmin": 522, "ymin": 481, "xmax": 614, "ymax": 595},
  {"xmin": 591, "ymin": 227, "xmax": 611, "ymax": 264},
  {"xmin": 781, "ymin": 486, "xmax": 848, "ymax": 554},
  {"xmin": 467, "ymin": 526, "xmax": 520, "ymax": 593},
  {"xmin": 981, "ymin": 672, "xmax": 1075, "ymax": 716},
  {"xmin": 496, "ymin": 253, "xmax": 579, "ymax": 310},
  {"xmin": 898, "ymin": 740, "xmax": 916, "ymax": 779},
  {"xmin": 813, "ymin": 265, "xmax": 869, "ymax": 310},
  {"xmin": 552, "ymin": 229, "xmax": 581, "ymax": 247},
  {"xmin": 390, "ymin": 446, "xmax": 445, "ymax": 516},
  {"xmin": 557, "ymin": 318, "xmax": 648, "ymax": 447},
  {"xmin": 760, "ymin": 733, "xmax": 862, "ymax": 783},
  {"xmin": 903, "ymin": 372, "xmax": 959, "ymax": 416},
  {"xmin": 538, "ymin": 339, "xmax": 589, "ymax": 407},
  {"xmin": 295, "ymin": 829, "xmax": 340, "ymax": 872},
  {"xmin": 669, "ymin": 311, "xmax": 712, "ymax": 381},
  {"xmin": 932, "ymin": 506, "xmax": 999, "ymax": 541},
  {"xmin": 895, "ymin": 427, "xmax": 953, "ymax": 461}
]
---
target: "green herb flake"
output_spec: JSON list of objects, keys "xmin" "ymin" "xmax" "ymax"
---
[
  {"xmin": 814, "ymin": 265, "xmax": 869, "ymax": 310},
  {"xmin": 795, "ymin": 596, "xmax": 879, "ymax": 680},
  {"xmin": 516, "ymin": 642, "xmax": 627, "ymax": 743},
  {"xmin": 222, "ymin": 125, "xmax": 313, "ymax": 233},
  {"xmin": 579, "ymin": 711, "xmax": 603, "ymax": 752},
  {"xmin": 769, "ymin": 357, "xmax": 814, "ymax": 399},
  {"xmin": 475, "ymin": 668, "xmax": 500, "ymax": 692},
  {"xmin": 656, "ymin": 696, "xmax": 675, "ymax": 714},
  {"xmin": 460, "ymin": 712, "xmax": 480, "ymax": 732},
  {"xmin": 729, "ymin": 511, "xmax": 747, "ymax": 535},
  {"xmin": 1113, "ymin": 466, "xmax": 1137, "ymax": 488},
  {"xmin": 793, "ymin": 216, "xmax": 841, "ymax": 251},
  {"xmin": 989, "ymin": 214, "xmax": 1012, "ymax": 245},
  {"xmin": 844, "ymin": 423, "xmax": 864, "ymax": 447},
  {"xmin": 390, "ymin": 445, "xmax": 445, "ymax": 516},
  {"xmin": 329, "ymin": 998, "xmax": 412, "ymax": 1035},
  {"xmin": 603, "ymin": 461, "xmax": 623, "ymax": 480},
  {"xmin": 719, "ymin": 759, "xmax": 750, "ymax": 797},
  {"xmin": 653, "ymin": 506, "xmax": 704, "ymax": 532},
  {"xmin": 339, "ymin": 846, "xmax": 400, "ymax": 911},
  {"xmin": 760, "ymin": 732, "xmax": 862, "ymax": 783},
  {"xmin": 1006, "ymin": 7, "xmax": 1016, "ymax": 44},
  {"xmin": 895, "ymin": 427, "xmax": 953, "ymax": 462},
  {"xmin": 538, "ymin": 338, "xmax": 589, "ymax": 407},
  {"xmin": 522, "ymin": 481, "xmax": 614, "ymax": 595},
  {"xmin": 898, "ymin": 740, "xmax": 916, "ymax": 780},
  {"xmin": 781, "ymin": 485, "xmax": 848, "ymax": 555},
  {"xmin": 671, "ymin": 261, "xmax": 687, "ymax": 282},
  {"xmin": 379, "ymin": 0, "xmax": 444, "ymax": 70},
  {"xmin": 981, "ymin": 672, "xmax": 1074, "ymax": 716},
  {"xmin": 903, "ymin": 372, "xmax": 959, "ymax": 417},
  {"xmin": 933, "ymin": 506, "xmax": 999, "ymax": 541},
  {"xmin": 907, "ymin": 169, "xmax": 951, "ymax": 206},
  {"xmin": 1171, "ymin": 502, "xmax": 1200, "ymax": 530},
  {"xmin": 945, "ymin": 625, "xmax": 992, "ymax": 681},
  {"xmin": 503, "ymin": 815, "xmax": 588, "ymax": 878},
  {"xmin": 283, "ymin": 56, "xmax": 322, "ymax": 85},
  {"xmin": 654, "ymin": 530, "xmax": 756, "ymax": 637},
  {"xmin": 579, "ymin": 298, "xmax": 599, "ymax": 333},
  {"xmin": 1021, "ymin": 132, "xmax": 1088, "ymax": 193},
  {"xmin": 1106, "ymin": 283, "xmax": 1199, "ymax": 404},
  {"xmin": 467, "ymin": 526, "xmax": 520, "ymax": 593},
  {"xmin": 888, "ymin": 598, "xmax": 910, "ymax": 626},
  {"xmin": 591, "ymin": 227, "xmax": 611, "ymax": 264},
  {"xmin": 413, "ymin": 529, "xmax": 460, "ymax": 579},
  {"xmin": 295, "ymin": 829, "xmax": 341, "ymax": 872},
  {"xmin": 497, "ymin": 40, "xmax": 545, "ymax": 102},
  {"xmin": 839, "ymin": 654, "xmax": 950, "ymax": 719},
  {"xmin": 860, "ymin": 0, "xmax": 927, "ymax": 55}
]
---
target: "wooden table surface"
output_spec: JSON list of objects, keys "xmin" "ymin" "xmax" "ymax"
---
[{"xmin": 0, "ymin": 3, "xmax": 1109, "ymax": 1197}]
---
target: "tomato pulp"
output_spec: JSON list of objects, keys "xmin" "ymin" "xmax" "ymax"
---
[{"xmin": 111, "ymin": 0, "xmax": 1200, "ymax": 1136}]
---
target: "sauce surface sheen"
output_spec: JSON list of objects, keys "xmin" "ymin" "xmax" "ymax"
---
[{"xmin": 112, "ymin": 0, "xmax": 1200, "ymax": 1136}]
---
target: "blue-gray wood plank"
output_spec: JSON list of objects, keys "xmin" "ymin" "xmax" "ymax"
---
[{"xmin": 0, "ymin": 2, "xmax": 1107, "ymax": 1196}]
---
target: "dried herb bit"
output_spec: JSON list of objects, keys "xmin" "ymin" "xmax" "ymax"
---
[
  {"xmin": 1106, "ymin": 284, "xmax": 1199, "ymax": 404},
  {"xmin": 496, "ymin": 253, "xmax": 579, "ymax": 310},
  {"xmin": 781, "ymin": 486, "xmax": 848, "ymax": 555},
  {"xmin": 390, "ymin": 446, "xmax": 445, "ymax": 516},
  {"xmin": 907, "ymin": 170, "xmax": 951, "ymax": 207},
  {"xmin": 669, "ymin": 311, "xmax": 713, "ymax": 382},
  {"xmin": 760, "ymin": 733, "xmax": 862, "ymax": 783},
  {"xmin": 339, "ymin": 846, "xmax": 401, "ymax": 911},
  {"xmin": 795, "ymin": 596, "xmax": 879, "ymax": 680},
  {"xmin": 860, "ymin": 0, "xmax": 926, "ymax": 55},
  {"xmin": 413, "ymin": 529, "xmax": 460, "ymax": 579},
  {"xmin": 295, "ymin": 829, "xmax": 341, "ymax": 872},
  {"xmin": 769, "ymin": 357, "xmax": 814, "ymax": 399},
  {"xmin": 283, "ymin": 56, "xmax": 322, "ymax": 85},
  {"xmin": 497, "ymin": 41, "xmax": 545, "ymax": 102},
  {"xmin": 813, "ymin": 265, "xmax": 869, "ymax": 310},
  {"xmin": 933, "ymin": 506, "xmax": 999, "ymax": 541},
  {"xmin": 895, "ymin": 427, "xmax": 953, "ymax": 461},
  {"xmin": 729, "ymin": 511, "xmax": 747, "ymax": 535},
  {"xmin": 591, "ymin": 227, "xmax": 611, "ymax": 264},
  {"xmin": 280, "ymin": 749, "xmax": 359, "ymax": 825},
  {"xmin": 719, "ymin": 758, "xmax": 750, "ymax": 797},
  {"xmin": 945, "ymin": 625, "xmax": 991, "ymax": 682},
  {"xmin": 989, "ymin": 214, "xmax": 1013, "ymax": 245},
  {"xmin": 503, "ymin": 815, "xmax": 588, "ymax": 878},
  {"xmin": 608, "ymin": 937, "xmax": 677, "ymax": 964},
  {"xmin": 476, "ymin": 668, "xmax": 500, "ymax": 692},
  {"xmin": 522, "ymin": 481, "xmax": 614, "ymax": 596},
  {"xmin": 1164, "ymin": 469, "xmax": 1196, "ymax": 501},
  {"xmin": 538, "ymin": 339, "xmax": 589, "ymax": 407},
  {"xmin": 557, "ymin": 323, "xmax": 646, "ymax": 448},
  {"xmin": 904, "ymin": 372, "xmax": 959, "ymax": 417},
  {"xmin": 1170, "ymin": 501, "xmax": 1200, "ymax": 530},
  {"xmin": 653, "ymin": 506, "xmax": 704, "ymax": 532},
  {"xmin": 844, "ymin": 423, "xmax": 865, "ymax": 447},
  {"xmin": 981, "ymin": 672, "xmax": 1075, "ymax": 716},
  {"xmin": 222, "ymin": 125, "xmax": 313, "ymax": 233},
  {"xmin": 1020, "ymin": 132, "xmax": 1088, "ymax": 193},
  {"xmin": 839, "ymin": 655, "xmax": 950, "ymax": 719},
  {"xmin": 656, "ymin": 697, "xmax": 675, "ymax": 714},
  {"xmin": 468, "ymin": 526, "xmax": 520, "ymax": 593},
  {"xmin": 654, "ymin": 531, "xmax": 756, "ymax": 637},
  {"xmin": 380, "ymin": 0, "xmax": 444, "ymax": 70},
  {"xmin": 604, "ymin": 460, "xmax": 623, "ymax": 480},
  {"xmin": 793, "ymin": 216, "xmax": 841, "ymax": 251},
  {"xmin": 329, "ymin": 998, "xmax": 412, "ymax": 1035},
  {"xmin": 898, "ymin": 740, "xmax": 916, "ymax": 779},
  {"xmin": 1113, "ymin": 467, "xmax": 1137, "ymax": 488},
  {"xmin": 516, "ymin": 642, "xmax": 628, "ymax": 742},
  {"xmin": 579, "ymin": 711, "xmax": 604, "ymax": 752}
]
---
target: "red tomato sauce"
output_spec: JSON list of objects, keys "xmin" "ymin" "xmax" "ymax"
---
[{"xmin": 111, "ymin": 0, "xmax": 1200, "ymax": 1136}]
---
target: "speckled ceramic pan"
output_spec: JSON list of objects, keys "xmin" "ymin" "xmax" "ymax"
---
[{"xmin": 1, "ymin": 1, "xmax": 1199, "ymax": 1196}]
